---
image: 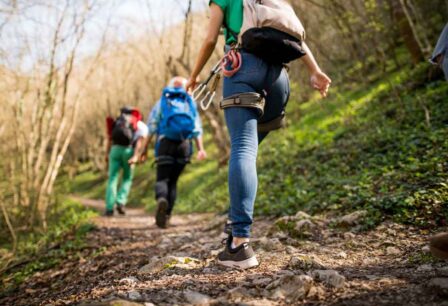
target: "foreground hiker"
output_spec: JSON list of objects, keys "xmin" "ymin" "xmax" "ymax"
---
[
  {"xmin": 186, "ymin": 0, "xmax": 331, "ymax": 269},
  {"xmin": 430, "ymin": 22, "xmax": 448, "ymax": 80},
  {"xmin": 105, "ymin": 107, "xmax": 148, "ymax": 216},
  {"xmin": 428, "ymin": 23, "xmax": 448, "ymax": 259},
  {"xmin": 144, "ymin": 77, "xmax": 207, "ymax": 228}
]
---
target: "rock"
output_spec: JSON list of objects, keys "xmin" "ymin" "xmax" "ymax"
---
[
  {"xmin": 295, "ymin": 219, "xmax": 315, "ymax": 232},
  {"xmin": 128, "ymin": 291, "xmax": 142, "ymax": 301},
  {"xmin": 436, "ymin": 266, "xmax": 448, "ymax": 277},
  {"xmin": 294, "ymin": 211, "xmax": 312, "ymax": 220},
  {"xmin": 306, "ymin": 284, "xmax": 326, "ymax": 299},
  {"xmin": 417, "ymin": 264, "xmax": 434, "ymax": 272},
  {"xmin": 242, "ymin": 299, "xmax": 275, "ymax": 306},
  {"xmin": 343, "ymin": 232, "xmax": 356, "ymax": 240},
  {"xmin": 385, "ymin": 246, "xmax": 401, "ymax": 256},
  {"xmin": 78, "ymin": 300, "xmax": 144, "ymax": 306},
  {"xmin": 227, "ymin": 286, "xmax": 252, "ymax": 300},
  {"xmin": 428, "ymin": 278, "xmax": 448, "ymax": 296},
  {"xmin": 285, "ymin": 246, "xmax": 299, "ymax": 254},
  {"xmin": 276, "ymin": 270, "xmax": 295, "ymax": 277},
  {"xmin": 252, "ymin": 277, "xmax": 273, "ymax": 286},
  {"xmin": 265, "ymin": 275, "xmax": 313, "ymax": 302},
  {"xmin": 184, "ymin": 290, "xmax": 212, "ymax": 305},
  {"xmin": 257, "ymin": 237, "xmax": 284, "ymax": 251},
  {"xmin": 288, "ymin": 254, "xmax": 326, "ymax": 271},
  {"xmin": 311, "ymin": 270, "xmax": 345, "ymax": 288},
  {"xmin": 335, "ymin": 210, "xmax": 368, "ymax": 227},
  {"xmin": 119, "ymin": 276, "xmax": 138, "ymax": 285},
  {"xmin": 139, "ymin": 256, "xmax": 201, "ymax": 274},
  {"xmin": 336, "ymin": 251, "xmax": 347, "ymax": 259},
  {"xmin": 422, "ymin": 245, "xmax": 430, "ymax": 253}
]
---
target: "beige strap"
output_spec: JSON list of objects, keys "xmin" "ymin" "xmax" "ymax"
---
[
  {"xmin": 220, "ymin": 92, "xmax": 265, "ymax": 116},
  {"xmin": 258, "ymin": 114, "xmax": 286, "ymax": 132}
]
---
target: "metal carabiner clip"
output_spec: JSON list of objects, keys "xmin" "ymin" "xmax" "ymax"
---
[{"xmin": 192, "ymin": 60, "xmax": 222, "ymax": 111}]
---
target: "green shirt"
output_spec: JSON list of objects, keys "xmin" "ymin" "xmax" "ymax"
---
[{"xmin": 210, "ymin": 0, "xmax": 243, "ymax": 45}]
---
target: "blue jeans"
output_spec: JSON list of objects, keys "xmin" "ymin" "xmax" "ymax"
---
[{"xmin": 223, "ymin": 50, "xmax": 290, "ymax": 238}]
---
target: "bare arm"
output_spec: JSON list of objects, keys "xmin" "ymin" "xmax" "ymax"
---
[
  {"xmin": 186, "ymin": 3, "xmax": 224, "ymax": 92},
  {"xmin": 194, "ymin": 136, "xmax": 207, "ymax": 161},
  {"xmin": 129, "ymin": 137, "xmax": 145, "ymax": 164},
  {"xmin": 300, "ymin": 42, "xmax": 332, "ymax": 97}
]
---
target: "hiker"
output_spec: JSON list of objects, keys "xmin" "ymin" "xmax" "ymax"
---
[
  {"xmin": 143, "ymin": 76, "xmax": 207, "ymax": 228},
  {"xmin": 430, "ymin": 22, "xmax": 448, "ymax": 80},
  {"xmin": 428, "ymin": 23, "xmax": 448, "ymax": 259},
  {"xmin": 105, "ymin": 107, "xmax": 148, "ymax": 216},
  {"xmin": 186, "ymin": 0, "xmax": 331, "ymax": 269}
]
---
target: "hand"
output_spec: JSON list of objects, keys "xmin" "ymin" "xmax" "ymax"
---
[
  {"xmin": 186, "ymin": 76, "xmax": 199, "ymax": 94},
  {"xmin": 139, "ymin": 154, "xmax": 148, "ymax": 163},
  {"xmin": 128, "ymin": 155, "xmax": 139, "ymax": 165},
  {"xmin": 310, "ymin": 70, "xmax": 331, "ymax": 98},
  {"xmin": 196, "ymin": 150, "xmax": 207, "ymax": 161}
]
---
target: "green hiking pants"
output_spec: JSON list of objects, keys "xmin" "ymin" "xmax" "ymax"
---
[{"xmin": 105, "ymin": 145, "xmax": 135, "ymax": 210}]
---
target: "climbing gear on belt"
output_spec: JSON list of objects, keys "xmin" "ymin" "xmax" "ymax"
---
[
  {"xmin": 192, "ymin": 60, "xmax": 222, "ymax": 111},
  {"xmin": 220, "ymin": 92, "xmax": 266, "ymax": 116},
  {"xmin": 221, "ymin": 49, "xmax": 242, "ymax": 77},
  {"xmin": 193, "ymin": 48, "xmax": 243, "ymax": 111}
]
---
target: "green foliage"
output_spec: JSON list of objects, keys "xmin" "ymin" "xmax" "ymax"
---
[{"xmin": 0, "ymin": 199, "xmax": 97, "ymax": 292}]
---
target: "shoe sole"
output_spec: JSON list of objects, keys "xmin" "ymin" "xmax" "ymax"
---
[
  {"xmin": 217, "ymin": 256, "xmax": 259, "ymax": 269},
  {"xmin": 116, "ymin": 207, "xmax": 126, "ymax": 215},
  {"xmin": 156, "ymin": 198, "xmax": 168, "ymax": 228}
]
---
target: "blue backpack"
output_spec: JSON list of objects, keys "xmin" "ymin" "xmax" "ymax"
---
[{"xmin": 159, "ymin": 87, "xmax": 196, "ymax": 140}]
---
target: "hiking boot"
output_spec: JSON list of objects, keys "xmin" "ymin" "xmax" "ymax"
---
[
  {"xmin": 116, "ymin": 203, "xmax": 126, "ymax": 215},
  {"xmin": 155, "ymin": 197, "xmax": 169, "ymax": 228},
  {"xmin": 430, "ymin": 232, "xmax": 448, "ymax": 260},
  {"xmin": 217, "ymin": 236, "xmax": 259, "ymax": 269},
  {"xmin": 104, "ymin": 209, "xmax": 114, "ymax": 217}
]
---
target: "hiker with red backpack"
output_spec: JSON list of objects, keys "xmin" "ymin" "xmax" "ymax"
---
[
  {"xmin": 143, "ymin": 77, "xmax": 207, "ymax": 228},
  {"xmin": 105, "ymin": 107, "xmax": 148, "ymax": 216},
  {"xmin": 186, "ymin": 0, "xmax": 331, "ymax": 269}
]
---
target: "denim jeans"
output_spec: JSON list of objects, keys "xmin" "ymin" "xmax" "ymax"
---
[{"xmin": 223, "ymin": 50, "xmax": 290, "ymax": 238}]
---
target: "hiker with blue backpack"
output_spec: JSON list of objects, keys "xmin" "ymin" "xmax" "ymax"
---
[
  {"xmin": 105, "ymin": 107, "xmax": 148, "ymax": 216},
  {"xmin": 186, "ymin": 0, "xmax": 331, "ymax": 269},
  {"xmin": 144, "ymin": 77, "xmax": 207, "ymax": 228}
]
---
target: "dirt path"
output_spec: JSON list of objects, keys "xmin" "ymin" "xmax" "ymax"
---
[{"xmin": 1, "ymin": 198, "xmax": 447, "ymax": 306}]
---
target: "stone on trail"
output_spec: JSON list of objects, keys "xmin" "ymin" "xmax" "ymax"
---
[
  {"xmin": 311, "ymin": 270, "xmax": 346, "ymax": 288},
  {"xmin": 119, "ymin": 276, "xmax": 138, "ymax": 286},
  {"xmin": 138, "ymin": 256, "xmax": 201, "ymax": 274},
  {"xmin": 265, "ymin": 275, "xmax": 314, "ymax": 302},
  {"xmin": 335, "ymin": 210, "xmax": 368, "ymax": 227},
  {"xmin": 295, "ymin": 219, "xmax": 315, "ymax": 232},
  {"xmin": 78, "ymin": 299, "xmax": 144, "ymax": 306},
  {"xmin": 128, "ymin": 291, "xmax": 142, "ymax": 301},
  {"xmin": 257, "ymin": 237, "xmax": 284, "ymax": 251},
  {"xmin": 385, "ymin": 246, "xmax": 401, "ymax": 256},
  {"xmin": 288, "ymin": 254, "xmax": 326, "ymax": 271},
  {"xmin": 428, "ymin": 278, "xmax": 448, "ymax": 296},
  {"xmin": 183, "ymin": 290, "xmax": 212, "ymax": 305}
]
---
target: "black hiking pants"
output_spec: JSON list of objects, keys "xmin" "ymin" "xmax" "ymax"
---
[{"xmin": 155, "ymin": 138, "xmax": 191, "ymax": 215}]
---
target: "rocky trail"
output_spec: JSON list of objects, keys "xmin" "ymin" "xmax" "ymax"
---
[{"xmin": 1, "ymin": 198, "xmax": 447, "ymax": 306}]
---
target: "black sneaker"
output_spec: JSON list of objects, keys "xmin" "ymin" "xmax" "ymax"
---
[
  {"xmin": 116, "ymin": 203, "xmax": 126, "ymax": 215},
  {"xmin": 217, "ymin": 236, "xmax": 259, "ymax": 269},
  {"xmin": 104, "ymin": 209, "xmax": 114, "ymax": 217},
  {"xmin": 155, "ymin": 197, "xmax": 168, "ymax": 228}
]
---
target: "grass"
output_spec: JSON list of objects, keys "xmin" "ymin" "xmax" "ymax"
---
[
  {"xmin": 0, "ymin": 198, "xmax": 97, "ymax": 293},
  {"xmin": 67, "ymin": 63, "xmax": 448, "ymax": 229}
]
